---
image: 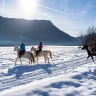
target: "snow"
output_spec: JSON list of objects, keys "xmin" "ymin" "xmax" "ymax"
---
[{"xmin": 0, "ymin": 45, "xmax": 96, "ymax": 96}]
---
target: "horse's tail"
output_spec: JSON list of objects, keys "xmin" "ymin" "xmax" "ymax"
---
[
  {"xmin": 48, "ymin": 51, "xmax": 52, "ymax": 59},
  {"xmin": 31, "ymin": 53, "xmax": 35, "ymax": 63}
]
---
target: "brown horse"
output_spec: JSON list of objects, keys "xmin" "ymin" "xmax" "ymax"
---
[
  {"xmin": 30, "ymin": 46, "xmax": 52, "ymax": 63},
  {"xmin": 14, "ymin": 45, "xmax": 35, "ymax": 65}
]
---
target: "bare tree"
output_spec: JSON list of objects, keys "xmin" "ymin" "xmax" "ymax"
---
[{"xmin": 78, "ymin": 26, "xmax": 96, "ymax": 48}]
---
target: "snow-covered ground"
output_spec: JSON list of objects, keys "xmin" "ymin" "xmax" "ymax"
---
[{"xmin": 0, "ymin": 45, "xmax": 96, "ymax": 96}]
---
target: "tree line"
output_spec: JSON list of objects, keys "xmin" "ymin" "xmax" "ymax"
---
[{"xmin": 79, "ymin": 26, "xmax": 96, "ymax": 49}]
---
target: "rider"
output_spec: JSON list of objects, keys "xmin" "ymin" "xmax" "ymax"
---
[
  {"xmin": 19, "ymin": 42, "xmax": 25, "ymax": 58},
  {"xmin": 36, "ymin": 42, "xmax": 43, "ymax": 56}
]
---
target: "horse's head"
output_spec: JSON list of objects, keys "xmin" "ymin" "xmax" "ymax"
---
[
  {"xmin": 30, "ymin": 46, "xmax": 36, "ymax": 52},
  {"xmin": 14, "ymin": 45, "xmax": 19, "ymax": 51},
  {"xmin": 82, "ymin": 45, "xmax": 88, "ymax": 50}
]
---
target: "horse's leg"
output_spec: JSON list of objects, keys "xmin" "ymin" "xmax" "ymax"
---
[
  {"xmin": 28, "ymin": 57, "xmax": 32, "ymax": 65},
  {"xmin": 44, "ymin": 56, "xmax": 47, "ymax": 63},
  {"xmin": 29, "ymin": 58, "xmax": 31, "ymax": 65},
  {"xmin": 47, "ymin": 57, "xmax": 50, "ymax": 63},
  {"xmin": 44, "ymin": 56, "xmax": 46, "ymax": 63},
  {"xmin": 86, "ymin": 55, "xmax": 90, "ymax": 62},
  {"xmin": 29, "ymin": 60, "xmax": 32, "ymax": 65},
  {"xmin": 15, "ymin": 57, "xmax": 18, "ymax": 66},
  {"xmin": 91, "ymin": 55, "xmax": 94, "ymax": 62},
  {"xmin": 37, "ymin": 57, "xmax": 38, "ymax": 63},
  {"xmin": 19, "ymin": 58, "xmax": 22, "ymax": 65},
  {"xmin": 31, "ymin": 59, "xmax": 33, "ymax": 64},
  {"xmin": 45, "ymin": 56, "xmax": 49, "ymax": 63},
  {"xmin": 86, "ymin": 55, "xmax": 94, "ymax": 62},
  {"xmin": 29, "ymin": 61, "xmax": 30, "ymax": 65},
  {"xmin": 30, "ymin": 58, "xmax": 32, "ymax": 65}
]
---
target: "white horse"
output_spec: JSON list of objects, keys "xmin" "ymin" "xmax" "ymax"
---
[
  {"xmin": 30, "ymin": 46, "xmax": 52, "ymax": 63},
  {"xmin": 14, "ymin": 45, "xmax": 35, "ymax": 65}
]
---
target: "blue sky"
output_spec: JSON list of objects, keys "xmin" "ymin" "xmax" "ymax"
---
[{"xmin": 0, "ymin": 0, "xmax": 96, "ymax": 37}]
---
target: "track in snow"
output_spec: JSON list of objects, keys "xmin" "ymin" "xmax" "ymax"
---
[{"xmin": 0, "ymin": 56, "xmax": 93, "ymax": 91}]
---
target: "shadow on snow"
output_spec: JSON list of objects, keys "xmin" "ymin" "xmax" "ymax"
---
[{"xmin": 2, "ymin": 64, "xmax": 53, "ymax": 79}]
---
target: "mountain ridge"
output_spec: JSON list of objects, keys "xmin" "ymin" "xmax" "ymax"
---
[{"xmin": 0, "ymin": 16, "xmax": 80, "ymax": 46}]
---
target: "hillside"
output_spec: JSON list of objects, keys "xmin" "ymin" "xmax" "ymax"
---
[{"xmin": 0, "ymin": 16, "xmax": 80, "ymax": 46}]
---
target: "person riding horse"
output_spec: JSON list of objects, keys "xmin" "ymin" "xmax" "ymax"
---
[
  {"xmin": 19, "ymin": 42, "xmax": 25, "ymax": 58},
  {"xmin": 36, "ymin": 42, "xmax": 43, "ymax": 56}
]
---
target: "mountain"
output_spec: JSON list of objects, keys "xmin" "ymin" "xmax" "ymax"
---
[{"xmin": 0, "ymin": 16, "xmax": 80, "ymax": 46}]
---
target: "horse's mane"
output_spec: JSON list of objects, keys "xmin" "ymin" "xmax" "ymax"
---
[
  {"xmin": 32, "ymin": 46, "xmax": 35, "ymax": 48},
  {"xmin": 14, "ymin": 45, "xmax": 19, "ymax": 50}
]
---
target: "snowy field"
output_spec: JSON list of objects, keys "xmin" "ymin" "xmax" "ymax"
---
[{"xmin": 0, "ymin": 45, "xmax": 96, "ymax": 96}]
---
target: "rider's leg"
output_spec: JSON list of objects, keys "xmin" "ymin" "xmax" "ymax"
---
[
  {"xmin": 19, "ymin": 50, "xmax": 25, "ymax": 58},
  {"xmin": 36, "ymin": 49, "xmax": 42, "ymax": 56}
]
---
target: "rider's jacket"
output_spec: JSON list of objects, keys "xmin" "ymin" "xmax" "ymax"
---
[
  {"xmin": 38, "ymin": 44, "xmax": 43, "ymax": 49},
  {"xmin": 20, "ymin": 43, "xmax": 25, "ymax": 50}
]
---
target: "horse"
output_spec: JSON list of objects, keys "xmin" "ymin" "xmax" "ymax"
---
[
  {"xmin": 30, "ymin": 46, "xmax": 52, "ymax": 63},
  {"xmin": 14, "ymin": 45, "xmax": 35, "ymax": 65},
  {"xmin": 82, "ymin": 45, "xmax": 94, "ymax": 62}
]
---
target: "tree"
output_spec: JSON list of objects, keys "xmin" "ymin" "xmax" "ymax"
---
[{"xmin": 79, "ymin": 26, "xmax": 96, "ymax": 48}]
